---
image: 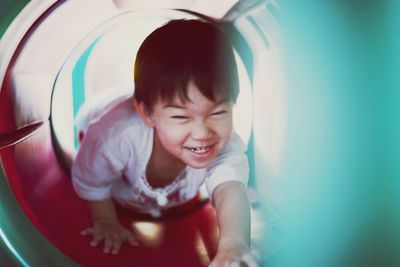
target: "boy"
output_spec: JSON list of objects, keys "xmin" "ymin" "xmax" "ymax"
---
[{"xmin": 72, "ymin": 19, "xmax": 258, "ymax": 267}]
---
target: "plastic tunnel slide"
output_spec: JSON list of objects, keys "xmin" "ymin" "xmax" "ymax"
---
[
  {"xmin": 0, "ymin": 119, "xmax": 221, "ymax": 266},
  {"xmin": 0, "ymin": 1, "xmax": 281, "ymax": 266},
  {"xmin": 2, "ymin": 1, "xmax": 396, "ymax": 267}
]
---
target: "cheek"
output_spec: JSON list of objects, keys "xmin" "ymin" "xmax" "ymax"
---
[
  {"xmin": 156, "ymin": 124, "xmax": 187, "ymax": 147},
  {"xmin": 216, "ymin": 119, "xmax": 233, "ymax": 138}
]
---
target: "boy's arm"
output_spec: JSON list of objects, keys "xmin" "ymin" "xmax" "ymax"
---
[
  {"xmin": 210, "ymin": 181, "xmax": 258, "ymax": 267},
  {"xmin": 89, "ymin": 198, "xmax": 119, "ymax": 223}
]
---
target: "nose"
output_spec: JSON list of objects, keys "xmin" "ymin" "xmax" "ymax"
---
[{"xmin": 191, "ymin": 120, "xmax": 212, "ymax": 141}]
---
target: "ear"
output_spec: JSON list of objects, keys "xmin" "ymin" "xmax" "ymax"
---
[{"xmin": 133, "ymin": 99, "xmax": 155, "ymax": 127}]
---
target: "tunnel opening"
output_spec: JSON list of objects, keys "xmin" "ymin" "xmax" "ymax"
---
[{"xmin": 0, "ymin": 1, "xmax": 283, "ymax": 266}]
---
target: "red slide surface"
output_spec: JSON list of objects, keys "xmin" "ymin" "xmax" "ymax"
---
[{"xmin": 0, "ymin": 123, "xmax": 219, "ymax": 267}]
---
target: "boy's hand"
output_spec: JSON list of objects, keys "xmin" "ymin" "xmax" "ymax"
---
[
  {"xmin": 209, "ymin": 249, "xmax": 260, "ymax": 267},
  {"xmin": 209, "ymin": 237, "xmax": 260, "ymax": 267},
  {"xmin": 81, "ymin": 220, "xmax": 138, "ymax": 254}
]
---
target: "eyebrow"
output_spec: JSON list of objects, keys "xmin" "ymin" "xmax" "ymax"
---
[
  {"xmin": 163, "ymin": 104, "xmax": 187, "ymax": 109},
  {"xmin": 163, "ymin": 99, "xmax": 230, "ymax": 109}
]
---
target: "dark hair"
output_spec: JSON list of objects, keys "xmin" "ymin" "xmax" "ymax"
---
[{"xmin": 133, "ymin": 19, "xmax": 239, "ymax": 112}]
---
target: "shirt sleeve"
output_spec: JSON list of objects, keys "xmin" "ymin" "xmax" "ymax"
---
[
  {"xmin": 205, "ymin": 132, "xmax": 249, "ymax": 197},
  {"xmin": 71, "ymin": 123, "xmax": 127, "ymax": 201}
]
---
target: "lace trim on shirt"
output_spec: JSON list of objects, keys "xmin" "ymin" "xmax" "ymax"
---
[{"xmin": 125, "ymin": 168, "xmax": 188, "ymax": 217}]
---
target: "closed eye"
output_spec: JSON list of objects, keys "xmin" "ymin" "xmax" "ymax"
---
[
  {"xmin": 212, "ymin": 111, "xmax": 227, "ymax": 116},
  {"xmin": 171, "ymin": 115, "xmax": 189, "ymax": 119}
]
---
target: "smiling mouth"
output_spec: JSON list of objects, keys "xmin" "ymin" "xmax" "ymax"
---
[{"xmin": 190, "ymin": 146, "xmax": 210, "ymax": 154}]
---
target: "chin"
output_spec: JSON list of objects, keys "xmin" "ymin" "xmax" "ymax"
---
[
  {"xmin": 185, "ymin": 155, "xmax": 216, "ymax": 169},
  {"xmin": 187, "ymin": 162, "xmax": 211, "ymax": 169}
]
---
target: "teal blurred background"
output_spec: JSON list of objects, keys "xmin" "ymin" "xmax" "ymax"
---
[
  {"xmin": 273, "ymin": 1, "xmax": 400, "ymax": 266},
  {"xmin": 0, "ymin": 0, "xmax": 29, "ymax": 37}
]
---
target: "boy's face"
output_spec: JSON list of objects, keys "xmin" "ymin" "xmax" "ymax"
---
[{"xmin": 141, "ymin": 81, "xmax": 233, "ymax": 169}]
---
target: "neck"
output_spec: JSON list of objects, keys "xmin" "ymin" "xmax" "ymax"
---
[{"xmin": 146, "ymin": 130, "xmax": 186, "ymax": 187}]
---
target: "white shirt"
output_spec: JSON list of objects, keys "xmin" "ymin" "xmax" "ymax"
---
[{"xmin": 72, "ymin": 97, "xmax": 249, "ymax": 215}]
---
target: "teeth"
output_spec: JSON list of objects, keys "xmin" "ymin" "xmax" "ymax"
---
[{"xmin": 190, "ymin": 146, "xmax": 209, "ymax": 154}]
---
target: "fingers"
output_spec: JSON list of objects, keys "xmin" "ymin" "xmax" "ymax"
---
[
  {"xmin": 210, "ymin": 248, "xmax": 261, "ymax": 267},
  {"xmin": 127, "ymin": 233, "xmax": 139, "ymax": 246},
  {"xmin": 241, "ymin": 252, "xmax": 260, "ymax": 267},
  {"xmin": 231, "ymin": 250, "xmax": 260, "ymax": 267},
  {"xmin": 90, "ymin": 235, "xmax": 102, "ymax": 247},
  {"xmin": 228, "ymin": 261, "xmax": 241, "ymax": 267},
  {"xmin": 81, "ymin": 226, "xmax": 137, "ymax": 255},
  {"xmin": 102, "ymin": 234, "xmax": 124, "ymax": 254},
  {"xmin": 103, "ymin": 237, "xmax": 113, "ymax": 253},
  {"xmin": 80, "ymin": 228, "xmax": 93, "ymax": 236},
  {"xmin": 111, "ymin": 239, "xmax": 122, "ymax": 255},
  {"xmin": 82, "ymin": 227, "xmax": 108, "ymax": 249},
  {"xmin": 103, "ymin": 236, "xmax": 122, "ymax": 255},
  {"xmin": 81, "ymin": 227, "xmax": 103, "ymax": 247}
]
